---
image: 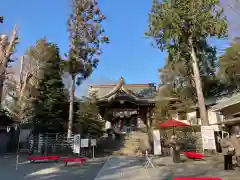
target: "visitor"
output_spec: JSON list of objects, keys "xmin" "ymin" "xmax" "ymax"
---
[
  {"xmin": 220, "ymin": 133, "xmax": 234, "ymax": 170},
  {"xmin": 169, "ymin": 135, "xmax": 181, "ymax": 163}
]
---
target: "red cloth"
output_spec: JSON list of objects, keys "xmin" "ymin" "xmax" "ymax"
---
[
  {"xmin": 159, "ymin": 120, "xmax": 191, "ymax": 128},
  {"xmin": 184, "ymin": 152, "xmax": 205, "ymax": 159},
  {"xmin": 174, "ymin": 178, "xmax": 222, "ymax": 180}
]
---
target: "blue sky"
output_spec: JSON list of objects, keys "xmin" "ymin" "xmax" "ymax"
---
[{"xmin": 1, "ymin": 0, "xmax": 230, "ymax": 96}]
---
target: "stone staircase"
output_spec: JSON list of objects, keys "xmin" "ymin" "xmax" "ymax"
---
[
  {"xmin": 95, "ymin": 130, "xmax": 150, "ymax": 157},
  {"xmin": 95, "ymin": 134, "xmax": 125, "ymax": 157},
  {"xmin": 114, "ymin": 130, "xmax": 150, "ymax": 156}
]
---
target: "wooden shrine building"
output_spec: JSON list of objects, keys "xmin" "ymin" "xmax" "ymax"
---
[{"xmin": 88, "ymin": 77, "xmax": 159, "ymax": 133}]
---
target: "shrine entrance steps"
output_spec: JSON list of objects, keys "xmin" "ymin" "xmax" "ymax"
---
[
  {"xmin": 113, "ymin": 130, "xmax": 150, "ymax": 156},
  {"xmin": 95, "ymin": 134, "xmax": 125, "ymax": 157},
  {"xmin": 96, "ymin": 129, "xmax": 150, "ymax": 157}
]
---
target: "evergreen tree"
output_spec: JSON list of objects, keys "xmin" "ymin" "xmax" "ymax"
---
[
  {"xmin": 75, "ymin": 92, "xmax": 103, "ymax": 138},
  {"xmin": 146, "ymin": 0, "xmax": 227, "ymax": 125},
  {"xmin": 32, "ymin": 41, "xmax": 67, "ymax": 133},
  {"xmin": 65, "ymin": 0, "xmax": 109, "ymax": 138}
]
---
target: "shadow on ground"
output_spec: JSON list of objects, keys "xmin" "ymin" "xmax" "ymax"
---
[
  {"xmin": 0, "ymin": 155, "xmax": 106, "ymax": 180},
  {"xmin": 95, "ymin": 134, "xmax": 126, "ymax": 157}
]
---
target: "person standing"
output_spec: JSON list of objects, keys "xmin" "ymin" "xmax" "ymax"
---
[
  {"xmin": 220, "ymin": 133, "xmax": 234, "ymax": 170},
  {"xmin": 169, "ymin": 135, "xmax": 181, "ymax": 163}
]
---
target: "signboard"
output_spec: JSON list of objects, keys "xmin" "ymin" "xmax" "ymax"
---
[
  {"xmin": 153, "ymin": 129, "xmax": 161, "ymax": 155},
  {"xmin": 81, "ymin": 138, "xmax": 89, "ymax": 148},
  {"xmin": 201, "ymin": 126, "xmax": 216, "ymax": 150},
  {"xmin": 91, "ymin": 139, "xmax": 96, "ymax": 146},
  {"xmin": 73, "ymin": 134, "xmax": 81, "ymax": 154}
]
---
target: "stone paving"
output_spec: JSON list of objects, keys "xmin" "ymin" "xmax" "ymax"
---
[
  {"xmin": 94, "ymin": 156, "xmax": 152, "ymax": 180},
  {"xmin": 94, "ymin": 155, "xmax": 240, "ymax": 180}
]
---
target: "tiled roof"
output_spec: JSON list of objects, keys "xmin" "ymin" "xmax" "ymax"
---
[
  {"xmin": 88, "ymin": 77, "xmax": 156, "ymax": 100},
  {"xmin": 211, "ymin": 93, "xmax": 240, "ymax": 111}
]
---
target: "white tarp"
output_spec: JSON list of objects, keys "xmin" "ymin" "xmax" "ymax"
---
[{"xmin": 153, "ymin": 129, "xmax": 161, "ymax": 155}]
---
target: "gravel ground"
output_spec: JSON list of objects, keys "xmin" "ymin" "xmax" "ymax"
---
[{"xmin": 0, "ymin": 155, "xmax": 106, "ymax": 180}]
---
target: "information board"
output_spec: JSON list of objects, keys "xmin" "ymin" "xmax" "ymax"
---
[
  {"xmin": 201, "ymin": 126, "xmax": 216, "ymax": 150},
  {"xmin": 91, "ymin": 139, "xmax": 96, "ymax": 146},
  {"xmin": 81, "ymin": 138, "xmax": 89, "ymax": 148}
]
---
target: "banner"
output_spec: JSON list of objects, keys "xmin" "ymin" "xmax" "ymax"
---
[
  {"xmin": 73, "ymin": 134, "xmax": 81, "ymax": 154},
  {"xmin": 201, "ymin": 126, "xmax": 216, "ymax": 150},
  {"xmin": 153, "ymin": 129, "xmax": 161, "ymax": 155}
]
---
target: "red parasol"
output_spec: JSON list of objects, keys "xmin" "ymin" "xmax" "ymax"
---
[
  {"xmin": 159, "ymin": 120, "xmax": 190, "ymax": 134},
  {"xmin": 160, "ymin": 119, "xmax": 191, "ymax": 128}
]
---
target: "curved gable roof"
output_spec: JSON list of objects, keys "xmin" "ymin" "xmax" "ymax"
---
[{"xmin": 98, "ymin": 77, "xmax": 138, "ymax": 99}]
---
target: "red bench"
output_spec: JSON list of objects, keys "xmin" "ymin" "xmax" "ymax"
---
[
  {"xmin": 184, "ymin": 152, "xmax": 205, "ymax": 160},
  {"xmin": 27, "ymin": 156, "xmax": 60, "ymax": 162},
  {"xmin": 174, "ymin": 178, "xmax": 222, "ymax": 180},
  {"xmin": 61, "ymin": 157, "xmax": 88, "ymax": 166}
]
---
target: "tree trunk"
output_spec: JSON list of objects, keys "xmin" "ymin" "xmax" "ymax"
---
[
  {"xmin": 189, "ymin": 38, "xmax": 209, "ymax": 126},
  {"xmin": 0, "ymin": 25, "xmax": 18, "ymax": 104},
  {"xmin": 67, "ymin": 75, "xmax": 76, "ymax": 138}
]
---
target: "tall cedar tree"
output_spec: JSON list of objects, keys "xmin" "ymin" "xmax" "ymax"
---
[
  {"xmin": 146, "ymin": 0, "xmax": 227, "ymax": 125},
  {"xmin": 66, "ymin": 0, "xmax": 109, "ymax": 137},
  {"xmin": 32, "ymin": 41, "xmax": 67, "ymax": 133}
]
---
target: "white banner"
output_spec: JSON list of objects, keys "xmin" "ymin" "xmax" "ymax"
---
[
  {"xmin": 153, "ymin": 129, "xmax": 161, "ymax": 155},
  {"xmin": 201, "ymin": 126, "xmax": 216, "ymax": 150},
  {"xmin": 73, "ymin": 134, "xmax": 81, "ymax": 154}
]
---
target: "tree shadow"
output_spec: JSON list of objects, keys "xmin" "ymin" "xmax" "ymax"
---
[
  {"xmin": 95, "ymin": 134, "xmax": 126, "ymax": 157},
  {"xmin": 0, "ymin": 155, "xmax": 105, "ymax": 180}
]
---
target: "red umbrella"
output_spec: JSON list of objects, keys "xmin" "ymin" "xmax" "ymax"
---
[
  {"xmin": 159, "ymin": 119, "xmax": 191, "ymax": 128},
  {"xmin": 159, "ymin": 120, "xmax": 191, "ymax": 134}
]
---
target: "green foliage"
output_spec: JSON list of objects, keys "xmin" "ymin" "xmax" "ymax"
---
[
  {"xmin": 219, "ymin": 38, "xmax": 240, "ymax": 91},
  {"xmin": 0, "ymin": 16, "xmax": 3, "ymax": 23},
  {"xmin": 66, "ymin": 0, "xmax": 109, "ymax": 83},
  {"xmin": 30, "ymin": 40, "xmax": 67, "ymax": 133},
  {"xmin": 75, "ymin": 92, "xmax": 103, "ymax": 138},
  {"xmin": 146, "ymin": 0, "xmax": 227, "ymax": 52}
]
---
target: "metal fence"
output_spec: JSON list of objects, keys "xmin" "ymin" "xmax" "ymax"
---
[{"xmin": 19, "ymin": 133, "xmax": 95, "ymax": 158}]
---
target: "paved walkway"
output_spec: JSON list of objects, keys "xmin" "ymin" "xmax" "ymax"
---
[
  {"xmin": 94, "ymin": 156, "xmax": 153, "ymax": 180},
  {"xmin": 94, "ymin": 156, "xmax": 240, "ymax": 180},
  {"xmin": 0, "ymin": 155, "xmax": 106, "ymax": 180}
]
